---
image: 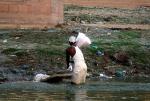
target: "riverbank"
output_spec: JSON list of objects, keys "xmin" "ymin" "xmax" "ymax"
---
[{"xmin": 0, "ymin": 6, "xmax": 150, "ymax": 83}]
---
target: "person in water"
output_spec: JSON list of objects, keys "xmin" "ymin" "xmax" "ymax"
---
[{"xmin": 66, "ymin": 36, "xmax": 87, "ymax": 84}]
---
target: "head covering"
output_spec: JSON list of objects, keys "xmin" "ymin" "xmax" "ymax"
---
[{"xmin": 69, "ymin": 36, "xmax": 76, "ymax": 43}]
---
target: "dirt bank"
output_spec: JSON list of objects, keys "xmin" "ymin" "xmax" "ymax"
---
[
  {"xmin": 0, "ymin": 6, "xmax": 150, "ymax": 83},
  {"xmin": 64, "ymin": 0, "xmax": 150, "ymax": 9}
]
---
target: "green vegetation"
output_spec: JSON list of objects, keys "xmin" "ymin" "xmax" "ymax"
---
[
  {"xmin": 65, "ymin": 5, "xmax": 150, "ymax": 24},
  {"xmin": 0, "ymin": 28, "xmax": 149, "ymax": 73},
  {"xmin": 1, "ymin": 48, "xmax": 28, "ymax": 57},
  {"xmin": 86, "ymin": 30, "xmax": 150, "ymax": 66},
  {"xmin": 0, "ymin": 6, "xmax": 150, "ymax": 76}
]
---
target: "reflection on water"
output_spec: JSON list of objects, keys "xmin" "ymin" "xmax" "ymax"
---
[
  {"xmin": 0, "ymin": 80, "xmax": 150, "ymax": 101},
  {"xmin": 0, "ymin": 90, "xmax": 150, "ymax": 101}
]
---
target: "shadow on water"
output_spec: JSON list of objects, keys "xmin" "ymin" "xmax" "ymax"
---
[{"xmin": 0, "ymin": 80, "xmax": 150, "ymax": 101}]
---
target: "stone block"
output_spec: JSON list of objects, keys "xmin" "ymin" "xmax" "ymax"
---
[
  {"xmin": 0, "ymin": 0, "xmax": 64, "ymax": 28},
  {"xmin": 0, "ymin": 4, "xmax": 9, "ymax": 12},
  {"xmin": 8, "ymin": 4, "xmax": 19, "ymax": 13}
]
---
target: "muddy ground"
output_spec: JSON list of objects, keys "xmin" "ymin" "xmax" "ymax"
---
[{"xmin": 0, "ymin": 5, "xmax": 150, "ymax": 83}]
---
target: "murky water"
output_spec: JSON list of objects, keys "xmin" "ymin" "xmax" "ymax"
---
[{"xmin": 0, "ymin": 79, "xmax": 150, "ymax": 101}]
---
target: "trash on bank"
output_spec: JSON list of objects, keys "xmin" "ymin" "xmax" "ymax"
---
[
  {"xmin": 76, "ymin": 32, "xmax": 92, "ymax": 47},
  {"xmin": 99, "ymin": 73, "xmax": 113, "ymax": 79},
  {"xmin": 107, "ymin": 32, "xmax": 111, "ymax": 36},
  {"xmin": 15, "ymin": 37, "xmax": 20, "ymax": 40},
  {"xmin": 3, "ymin": 39, "xmax": 7, "ymax": 43},
  {"xmin": 90, "ymin": 44, "xmax": 98, "ymax": 49},
  {"xmin": 33, "ymin": 73, "xmax": 50, "ymax": 82},
  {"xmin": 115, "ymin": 69, "xmax": 126, "ymax": 78},
  {"xmin": 96, "ymin": 50, "xmax": 104, "ymax": 56}
]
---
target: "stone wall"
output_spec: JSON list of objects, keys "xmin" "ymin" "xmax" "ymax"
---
[
  {"xmin": 64, "ymin": 0, "xmax": 150, "ymax": 8},
  {"xmin": 0, "ymin": 0, "xmax": 64, "ymax": 29}
]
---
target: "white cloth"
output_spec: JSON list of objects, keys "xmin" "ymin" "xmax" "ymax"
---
[
  {"xmin": 71, "ymin": 46, "xmax": 87, "ymax": 84},
  {"xmin": 76, "ymin": 32, "xmax": 91, "ymax": 47},
  {"xmin": 67, "ymin": 63, "xmax": 73, "ymax": 71},
  {"xmin": 33, "ymin": 73, "xmax": 50, "ymax": 82}
]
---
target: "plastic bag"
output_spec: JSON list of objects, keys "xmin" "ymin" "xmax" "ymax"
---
[{"xmin": 76, "ymin": 32, "xmax": 91, "ymax": 47}]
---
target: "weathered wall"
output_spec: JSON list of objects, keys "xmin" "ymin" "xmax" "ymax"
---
[
  {"xmin": 64, "ymin": 0, "xmax": 150, "ymax": 8},
  {"xmin": 0, "ymin": 0, "xmax": 64, "ymax": 29}
]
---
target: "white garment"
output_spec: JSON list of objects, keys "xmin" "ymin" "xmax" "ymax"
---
[{"xmin": 72, "ymin": 46, "xmax": 87, "ymax": 84}]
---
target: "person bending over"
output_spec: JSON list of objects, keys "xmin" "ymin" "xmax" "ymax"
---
[{"xmin": 66, "ymin": 36, "xmax": 87, "ymax": 84}]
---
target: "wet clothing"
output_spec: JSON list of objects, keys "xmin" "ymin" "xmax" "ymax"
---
[{"xmin": 66, "ymin": 46, "xmax": 87, "ymax": 84}]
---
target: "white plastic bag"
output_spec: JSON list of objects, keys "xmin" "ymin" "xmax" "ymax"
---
[
  {"xmin": 33, "ymin": 73, "xmax": 50, "ymax": 82},
  {"xmin": 76, "ymin": 32, "xmax": 91, "ymax": 47}
]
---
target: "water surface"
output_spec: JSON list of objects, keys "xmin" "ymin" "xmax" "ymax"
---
[{"xmin": 0, "ymin": 79, "xmax": 150, "ymax": 101}]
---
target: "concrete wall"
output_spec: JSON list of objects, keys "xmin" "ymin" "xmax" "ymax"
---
[
  {"xmin": 0, "ymin": 0, "xmax": 64, "ymax": 29},
  {"xmin": 64, "ymin": 0, "xmax": 150, "ymax": 8}
]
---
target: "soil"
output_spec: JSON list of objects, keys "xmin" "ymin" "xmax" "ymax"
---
[
  {"xmin": 0, "ymin": 5, "xmax": 150, "ymax": 83},
  {"xmin": 64, "ymin": 0, "xmax": 150, "ymax": 9}
]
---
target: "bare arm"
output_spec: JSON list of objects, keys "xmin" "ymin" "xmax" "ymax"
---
[{"xmin": 66, "ymin": 47, "xmax": 76, "ymax": 68}]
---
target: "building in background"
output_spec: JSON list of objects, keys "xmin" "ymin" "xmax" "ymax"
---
[{"xmin": 0, "ymin": 0, "xmax": 63, "ymax": 29}]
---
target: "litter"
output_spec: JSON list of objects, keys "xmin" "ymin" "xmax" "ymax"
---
[
  {"xmin": 3, "ymin": 39, "xmax": 7, "ymax": 43},
  {"xmin": 76, "ymin": 32, "xmax": 91, "ymax": 47},
  {"xmin": 33, "ymin": 73, "xmax": 50, "ymax": 82},
  {"xmin": 99, "ymin": 73, "xmax": 113, "ymax": 79}
]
